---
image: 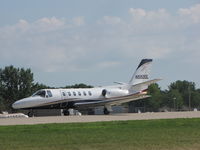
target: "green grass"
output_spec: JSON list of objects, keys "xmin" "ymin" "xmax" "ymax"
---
[{"xmin": 1, "ymin": 118, "xmax": 200, "ymax": 150}]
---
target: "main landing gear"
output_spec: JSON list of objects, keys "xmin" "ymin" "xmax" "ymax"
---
[
  {"xmin": 63, "ymin": 109, "xmax": 70, "ymax": 116},
  {"xmin": 103, "ymin": 108, "xmax": 110, "ymax": 115},
  {"xmin": 62, "ymin": 109, "xmax": 82, "ymax": 116},
  {"xmin": 103, "ymin": 105, "xmax": 112, "ymax": 115}
]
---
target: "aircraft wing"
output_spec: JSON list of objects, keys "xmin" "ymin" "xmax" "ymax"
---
[{"xmin": 74, "ymin": 93, "xmax": 150, "ymax": 109}]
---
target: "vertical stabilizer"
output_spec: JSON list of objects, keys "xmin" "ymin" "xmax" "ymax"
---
[{"xmin": 129, "ymin": 59, "xmax": 153, "ymax": 85}]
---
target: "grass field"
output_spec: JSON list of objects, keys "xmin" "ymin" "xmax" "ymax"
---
[{"xmin": 0, "ymin": 118, "xmax": 200, "ymax": 150}]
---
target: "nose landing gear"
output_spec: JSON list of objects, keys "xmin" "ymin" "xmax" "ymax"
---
[{"xmin": 27, "ymin": 110, "xmax": 34, "ymax": 117}]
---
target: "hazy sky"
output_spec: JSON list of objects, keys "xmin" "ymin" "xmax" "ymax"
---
[{"xmin": 1, "ymin": 0, "xmax": 200, "ymax": 89}]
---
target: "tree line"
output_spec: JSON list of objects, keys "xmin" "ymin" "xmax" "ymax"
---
[
  {"xmin": 131, "ymin": 81, "xmax": 200, "ymax": 112},
  {"xmin": 1, "ymin": 66, "xmax": 200, "ymax": 112}
]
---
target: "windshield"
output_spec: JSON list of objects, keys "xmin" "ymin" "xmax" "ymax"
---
[{"xmin": 32, "ymin": 90, "xmax": 46, "ymax": 97}]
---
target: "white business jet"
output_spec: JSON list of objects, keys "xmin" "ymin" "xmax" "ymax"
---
[{"xmin": 12, "ymin": 59, "xmax": 161, "ymax": 116}]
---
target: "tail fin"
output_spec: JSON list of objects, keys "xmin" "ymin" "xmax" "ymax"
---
[{"xmin": 129, "ymin": 59, "xmax": 153, "ymax": 85}]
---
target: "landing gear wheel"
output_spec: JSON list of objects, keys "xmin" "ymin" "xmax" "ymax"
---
[
  {"xmin": 63, "ymin": 109, "xmax": 70, "ymax": 116},
  {"xmin": 104, "ymin": 108, "xmax": 110, "ymax": 115},
  {"xmin": 28, "ymin": 111, "xmax": 34, "ymax": 117}
]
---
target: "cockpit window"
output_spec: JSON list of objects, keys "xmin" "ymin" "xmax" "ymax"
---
[
  {"xmin": 47, "ymin": 90, "xmax": 53, "ymax": 97},
  {"xmin": 32, "ymin": 90, "xmax": 46, "ymax": 98}
]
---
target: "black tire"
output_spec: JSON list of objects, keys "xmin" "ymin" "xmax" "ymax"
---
[
  {"xmin": 28, "ymin": 111, "xmax": 33, "ymax": 117},
  {"xmin": 104, "ymin": 108, "xmax": 110, "ymax": 115},
  {"xmin": 63, "ymin": 110, "xmax": 70, "ymax": 116}
]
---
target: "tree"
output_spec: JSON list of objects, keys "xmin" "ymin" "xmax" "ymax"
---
[
  {"xmin": 146, "ymin": 83, "xmax": 163, "ymax": 111},
  {"xmin": 167, "ymin": 89, "xmax": 183, "ymax": 110},
  {"xmin": 167, "ymin": 80, "xmax": 200, "ymax": 110},
  {"xmin": 191, "ymin": 91, "xmax": 200, "ymax": 108},
  {"xmin": 0, "ymin": 96, "xmax": 5, "ymax": 112},
  {"xmin": 168, "ymin": 80, "xmax": 195, "ymax": 107},
  {"xmin": 0, "ymin": 66, "xmax": 19, "ymax": 110},
  {"xmin": 17, "ymin": 68, "xmax": 34, "ymax": 99},
  {"xmin": 0, "ymin": 66, "xmax": 34, "ymax": 112},
  {"xmin": 65, "ymin": 83, "xmax": 93, "ymax": 89}
]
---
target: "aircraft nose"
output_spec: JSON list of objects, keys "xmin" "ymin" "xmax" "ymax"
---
[
  {"xmin": 12, "ymin": 101, "xmax": 18, "ymax": 109},
  {"xmin": 12, "ymin": 97, "xmax": 36, "ymax": 109},
  {"xmin": 12, "ymin": 100, "xmax": 22, "ymax": 109}
]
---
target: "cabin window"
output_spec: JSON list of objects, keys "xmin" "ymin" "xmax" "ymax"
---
[
  {"xmin": 88, "ymin": 91, "xmax": 92, "ymax": 96},
  {"xmin": 47, "ymin": 90, "xmax": 53, "ymax": 97},
  {"xmin": 67, "ymin": 92, "xmax": 71, "ymax": 96},
  {"xmin": 83, "ymin": 91, "xmax": 87, "ymax": 96},
  {"xmin": 78, "ymin": 91, "xmax": 81, "ymax": 96},
  {"xmin": 73, "ymin": 91, "xmax": 76, "ymax": 96},
  {"xmin": 62, "ymin": 92, "xmax": 66, "ymax": 97}
]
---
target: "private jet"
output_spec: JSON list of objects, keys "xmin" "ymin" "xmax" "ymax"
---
[{"xmin": 12, "ymin": 59, "xmax": 161, "ymax": 117}]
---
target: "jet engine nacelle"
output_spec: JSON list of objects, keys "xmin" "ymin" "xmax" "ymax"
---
[{"xmin": 102, "ymin": 89, "xmax": 129, "ymax": 98}]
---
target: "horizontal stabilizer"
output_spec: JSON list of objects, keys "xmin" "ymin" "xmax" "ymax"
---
[
  {"xmin": 133, "ymin": 78, "xmax": 162, "ymax": 87},
  {"xmin": 130, "ymin": 78, "xmax": 162, "ymax": 92}
]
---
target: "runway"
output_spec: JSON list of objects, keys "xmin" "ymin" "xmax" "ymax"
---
[{"xmin": 1, "ymin": 111, "xmax": 200, "ymax": 126}]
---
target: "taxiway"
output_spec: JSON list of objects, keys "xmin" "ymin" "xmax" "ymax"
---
[{"xmin": 1, "ymin": 111, "xmax": 200, "ymax": 126}]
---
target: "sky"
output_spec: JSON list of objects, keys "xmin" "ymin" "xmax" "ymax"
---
[{"xmin": 0, "ymin": 0, "xmax": 200, "ymax": 89}]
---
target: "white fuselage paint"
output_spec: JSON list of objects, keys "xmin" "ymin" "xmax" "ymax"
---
[{"xmin": 12, "ymin": 86, "xmax": 129, "ymax": 109}]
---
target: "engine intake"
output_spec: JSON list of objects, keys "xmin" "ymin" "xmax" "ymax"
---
[
  {"xmin": 102, "ymin": 89, "xmax": 107, "ymax": 97},
  {"xmin": 101, "ymin": 89, "xmax": 128, "ymax": 98}
]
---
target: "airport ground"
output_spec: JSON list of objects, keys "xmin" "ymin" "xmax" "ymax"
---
[
  {"xmin": 0, "ymin": 116, "xmax": 200, "ymax": 150},
  {"xmin": 1, "ymin": 111, "xmax": 200, "ymax": 125}
]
